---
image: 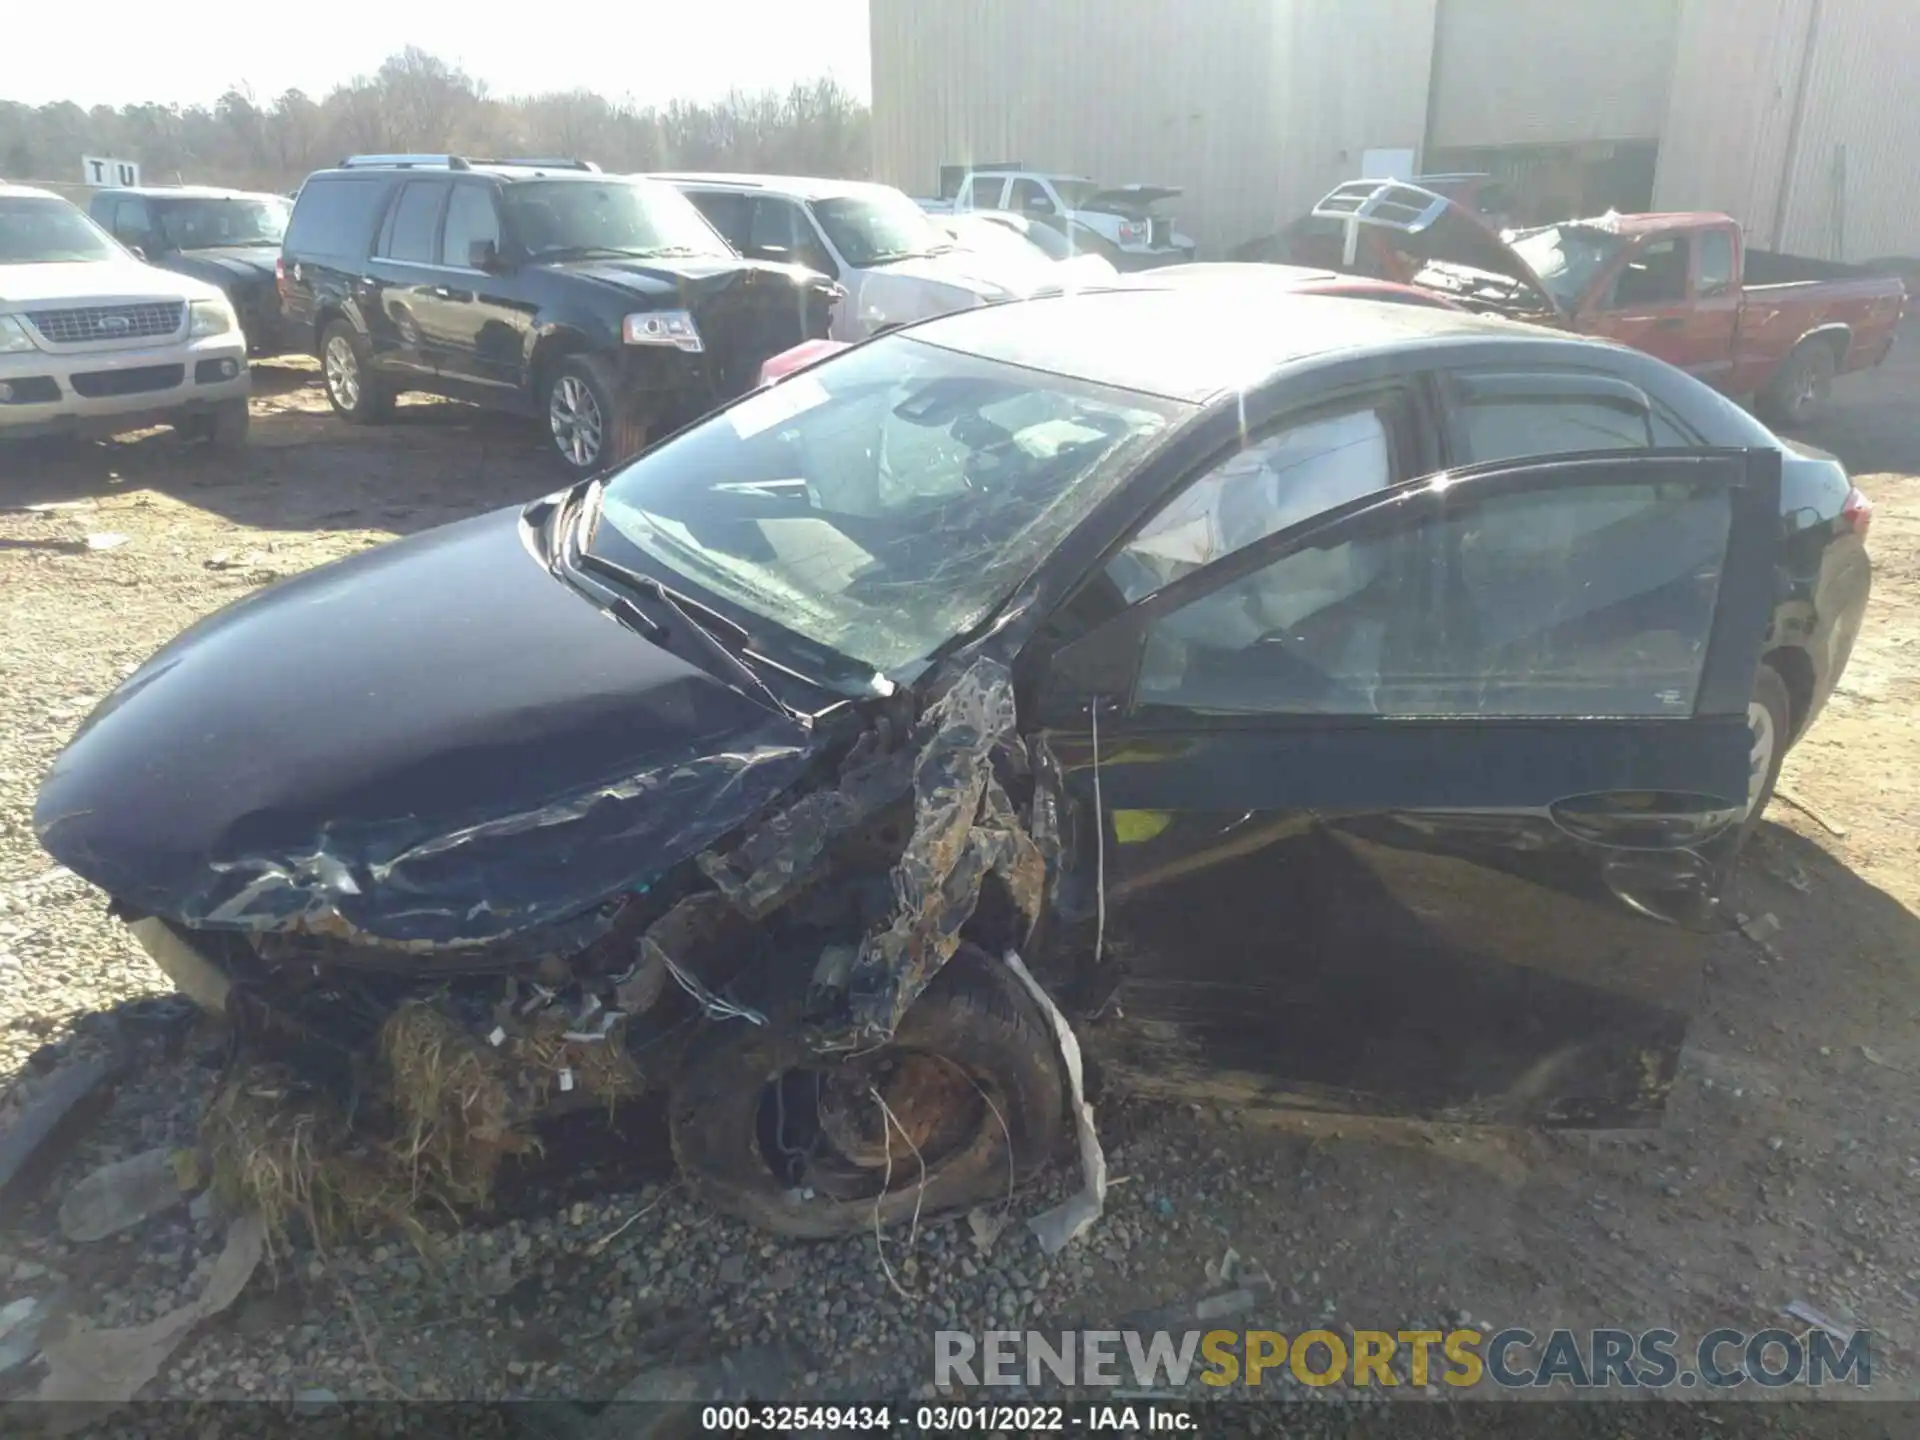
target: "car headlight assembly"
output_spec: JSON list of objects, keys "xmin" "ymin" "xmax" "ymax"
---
[
  {"xmin": 188, "ymin": 298, "xmax": 237, "ymax": 338},
  {"xmin": 622, "ymin": 310, "xmax": 703, "ymax": 353},
  {"xmin": 0, "ymin": 315, "xmax": 36, "ymax": 354}
]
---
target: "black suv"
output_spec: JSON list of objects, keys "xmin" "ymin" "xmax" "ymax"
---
[
  {"xmin": 278, "ymin": 156, "xmax": 840, "ymax": 474},
  {"xmin": 89, "ymin": 185, "xmax": 291, "ymax": 354}
]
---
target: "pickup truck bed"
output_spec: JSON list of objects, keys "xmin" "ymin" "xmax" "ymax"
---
[{"xmin": 1306, "ymin": 181, "xmax": 1907, "ymax": 428}]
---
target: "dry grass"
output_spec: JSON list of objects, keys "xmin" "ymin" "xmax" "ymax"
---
[{"xmin": 202, "ymin": 993, "xmax": 645, "ymax": 1249}]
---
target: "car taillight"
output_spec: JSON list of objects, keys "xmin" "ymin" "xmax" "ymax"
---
[
  {"xmin": 274, "ymin": 255, "xmax": 286, "ymax": 298},
  {"xmin": 1842, "ymin": 484, "xmax": 1874, "ymax": 540}
]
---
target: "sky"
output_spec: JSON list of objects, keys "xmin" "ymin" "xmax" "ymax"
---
[{"xmin": 1, "ymin": 1, "xmax": 871, "ymax": 110}]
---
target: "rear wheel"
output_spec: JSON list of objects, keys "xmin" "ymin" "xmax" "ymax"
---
[
  {"xmin": 1739, "ymin": 664, "xmax": 1793, "ymax": 846},
  {"xmin": 1757, "ymin": 341, "xmax": 1837, "ymax": 429},
  {"xmin": 668, "ymin": 945, "xmax": 1066, "ymax": 1239},
  {"xmin": 319, "ymin": 321, "xmax": 393, "ymax": 423}
]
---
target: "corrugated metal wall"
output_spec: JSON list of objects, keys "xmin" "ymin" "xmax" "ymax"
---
[
  {"xmin": 1426, "ymin": 0, "xmax": 1681, "ymax": 149},
  {"xmin": 1270, "ymin": 0, "xmax": 1440, "ymax": 222},
  {"xmin": 1654, "ymin": 0, "xmax": 1920, "ymax": 262},
  {"xmin": 868, "ymin": 0, "xmax": 1441, "ymax": 255},
  {"xmin": 869, "ymin": 0, "xmax": 1283, "ymax": 254},
  {"xmin": 1648, "ymin": 0, "xmax": 1806, "ymax": 240}
]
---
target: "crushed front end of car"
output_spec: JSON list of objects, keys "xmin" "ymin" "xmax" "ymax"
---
[{"xmin": 37, "ymin": 621, "xmax": 1064, "ymax": 1243}]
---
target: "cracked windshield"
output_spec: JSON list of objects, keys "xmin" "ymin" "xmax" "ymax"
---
[
  {"xmin": 0, "ymin": 0, "xmax": 1915, "ymax": 1423},
  {"xmin": 598, "ymin": 334, "xmax": 1178, "ymax": 673}
]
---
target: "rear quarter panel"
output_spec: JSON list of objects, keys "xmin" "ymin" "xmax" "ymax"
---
[{"xmin": 1734, "ymin": 279, "xmax": 1907, "ymax": 388}]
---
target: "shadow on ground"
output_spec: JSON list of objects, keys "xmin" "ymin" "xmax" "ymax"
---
[{"xmin": 0, "ymin": 362, "xmax": 558, "ymax": 536}]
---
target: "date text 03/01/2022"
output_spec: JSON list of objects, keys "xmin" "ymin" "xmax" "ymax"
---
[{"xmin": 699, "ymin": 1404, "xmax": 1196, "ymax": 1431}]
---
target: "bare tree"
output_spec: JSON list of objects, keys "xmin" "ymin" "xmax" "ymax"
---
[{"xmin": 0, "ymin": 47, "xmax": 872, "ymax": 190}]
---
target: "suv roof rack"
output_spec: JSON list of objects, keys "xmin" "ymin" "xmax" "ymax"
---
[
  {"xmin": 337, "ymin": 154, "xmax": 600, "ymax": 173},
  {"xmin": 464, "ymin": 156, "xmax": 600, "ymax": 172}
]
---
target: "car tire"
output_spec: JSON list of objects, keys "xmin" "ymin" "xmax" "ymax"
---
[
  {"xmin": 176, "ymin": 398, "xmax": 250, "ymax": 452},
  {"xmin": 1739, "ymin": 664, "xmax": 1793, "ymax": 846},
  {"xmin": 545, "ymin": 354, "xmax": 650, "ymax": 476},
  {"xmin": 1757, "ymin": 341, "xmax": 1837, "ymax": 429},
  {"xmin": 668, "ymin": 944, "xmax": 1067, "ymax": 1240},
  {"xmin": 319, "ymin": 320, "xmax": 393, "ymax": 424}
]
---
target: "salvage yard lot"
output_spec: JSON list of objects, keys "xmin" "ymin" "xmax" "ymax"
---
[{"xmin": 3, "ymin": 331, "xmax": 1919, "ymax": 1412}]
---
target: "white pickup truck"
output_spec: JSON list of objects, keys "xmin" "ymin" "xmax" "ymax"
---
[
  {"xmin": 920, "ymin": 167, "xmax": 1195, "ymax": 270},
  {"xmin": 1, "ymin": 183, "xmax": 249, "ymax": 450}
]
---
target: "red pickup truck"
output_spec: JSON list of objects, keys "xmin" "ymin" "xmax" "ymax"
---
[{"xmin": 1307, "ymin": 180, "xmax": 1908, "ymax": 428}]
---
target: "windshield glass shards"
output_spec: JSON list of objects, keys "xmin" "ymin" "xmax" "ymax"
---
[
  {"xmin": 595, "ymin": 335, "xmax": 1184, "ymax": 673},
  {"xmin": 1507, "ymin": 223, "xmax": 1629, "ymax": 309}
]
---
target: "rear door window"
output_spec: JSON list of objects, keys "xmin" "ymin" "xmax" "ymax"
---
[
  {"xmin": 1462, "ymin": 397, "xmax": 1653, "ymax": 460},
  {"xmin": 380, "ymin": 180, "xmax": 450, "ymax": 265},
  {"xmin": 685, "ymin": 191, "xmax": 752, "ymax": 250},
  {"xmin": 284, "ymin": 176, "xmax": 394, "ymax": 260}
]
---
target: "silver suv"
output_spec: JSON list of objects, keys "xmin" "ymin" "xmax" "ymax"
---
[{"xmin": 1, "ymin": 184, "xmax": 249, "ymax": 449}]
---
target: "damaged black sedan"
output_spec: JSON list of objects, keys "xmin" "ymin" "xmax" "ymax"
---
[{"xmin": 34, "ymin": 284, "xmax": 1867, "ymax": 1241}]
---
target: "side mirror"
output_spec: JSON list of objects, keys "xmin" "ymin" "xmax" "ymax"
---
[{"xmin": 469, "ymin": 238, "xmax": 502, "ymax": 270}]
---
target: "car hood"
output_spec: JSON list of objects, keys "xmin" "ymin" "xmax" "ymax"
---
[
  {"xmin": 0, "ymin": 259, "xmax": 220, "ymax": 307},
  {"xmin": 560, "ymin": 254, "xmax": 831, "ymax": 303},
  {"xmin": 34, "ymin": 505, "xmax": 820, "ymax": 948},
  {"xmin": 862, "ymin": 251, "xmax": 1028, "ymax": 297},
  {"xmin": 168, "ymin": 245, "xmax": 280, "ymax": 284},
  {"xmin": 1309, "ymin": 181, "xmax": 1559, "ymax": 314}
]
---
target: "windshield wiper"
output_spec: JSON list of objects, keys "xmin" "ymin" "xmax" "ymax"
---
[
  {"xmin": 535, "ymin": 244, "xmax": 657, "ymax": 261},
  {"xmin": 574, "ymin": 548, "xmax": 805, "ymax": 721},
  {"xmin": 863, "ymin": 249, "xmax": 943, "ymax": 266}
]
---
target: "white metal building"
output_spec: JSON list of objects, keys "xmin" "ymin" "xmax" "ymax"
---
[{"xmin": 870, "ymin": 0, "xmax": 1920, "ymax": 263}]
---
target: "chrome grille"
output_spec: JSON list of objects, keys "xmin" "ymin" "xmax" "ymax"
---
[{"xmin": 26, "ymin": 302, "xmax": 185, "ymax": 345}]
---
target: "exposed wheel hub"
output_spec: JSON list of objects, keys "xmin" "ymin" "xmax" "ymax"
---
[{"xmin": 814, "ymin": 1052, "xmax": 982, "ymax": 1174}]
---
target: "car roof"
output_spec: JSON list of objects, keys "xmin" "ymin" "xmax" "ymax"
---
[
  {"xmin": 1581, "ymin": 210, "xmax": 1736, "ymax": 235},
  {"xmin": 904, "ymin": 285, "xmax": 1587, "ymax": 403},
  {"xmin": 97, "ymin": 186, "xmax": 282, "ymax": 201},
  {"xmin": 650, "ymin": 173, "xmax": 901, "ymax": 203},
  {"xmin": 973, "ymin": 170, "xmax": 1094, "ymax": 183},
  {"xmin": 303, "ymin": 164, "xmax": 634, "ymax": 185},
  {"xmin": 0, "ymin": 183, "xmax": 63, "ymax": 201}
]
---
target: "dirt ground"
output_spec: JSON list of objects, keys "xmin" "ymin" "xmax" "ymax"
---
[{"xmin": 2, "ymin": 334, "xmax": 1919, "ymax": 1417}]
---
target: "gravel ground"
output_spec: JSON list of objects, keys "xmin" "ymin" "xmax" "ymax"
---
[{"xmin": 4, "ymin": 343, "xmax": 1920, "ymax": 1426}]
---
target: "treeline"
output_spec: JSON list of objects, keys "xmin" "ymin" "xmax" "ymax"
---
[{"xmin": 0, "ymin": 47, "xmax": 871, "ymax": 191}]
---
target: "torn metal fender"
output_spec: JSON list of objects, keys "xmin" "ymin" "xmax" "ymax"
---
[
  {"xmin": 840, "ymin": 656, "xmax": 1047, "ymax": 1046},
  {"xmin": 189, "ymin": 730, "xmax": 816, "ymax": 948}
]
